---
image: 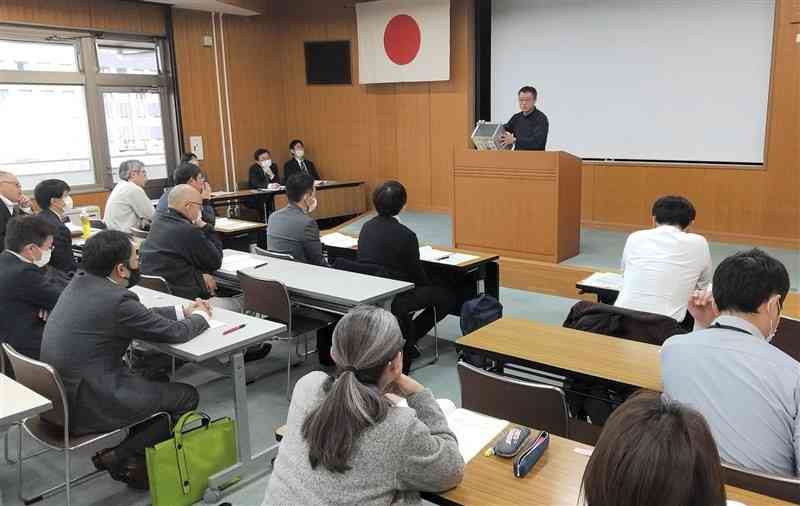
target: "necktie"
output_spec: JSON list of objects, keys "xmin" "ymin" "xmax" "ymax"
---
[{"xmin": 301, "ymin": 161, "xmax": 308, "ymax": 175}]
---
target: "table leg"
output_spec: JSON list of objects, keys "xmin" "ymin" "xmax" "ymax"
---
[{"xmin": 204, "ymin": 351, "xmax": 279, "ymax": 502}]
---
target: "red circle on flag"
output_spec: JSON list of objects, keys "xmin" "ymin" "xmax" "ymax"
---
[{"xmin": 383, "ymin": 14, "xmax": 421, "ymax": 66}]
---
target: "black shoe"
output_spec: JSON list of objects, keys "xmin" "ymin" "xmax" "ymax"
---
[
  {"xmin": 244, "ymin": 343, "xmax": 272, "ymax": 363},
  {"xmin": 408, "ymin": 345, "xmax": 422, "ymax": 360}
]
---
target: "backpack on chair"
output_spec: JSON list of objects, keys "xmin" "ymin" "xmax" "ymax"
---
[{"xmin": 460, "ymin": 295, "xmax": 503, "ymax": 369}]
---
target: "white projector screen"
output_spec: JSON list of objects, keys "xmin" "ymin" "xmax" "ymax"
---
[{"xmin": 491, "ymin": 0, "xmax": 775, "ymax": 163}]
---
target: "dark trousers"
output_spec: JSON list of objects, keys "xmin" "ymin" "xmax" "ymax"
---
[
  {"xmin": 391, "ymin": 286, "xmax": 454, "ymax": 373},
  {"xmin": 115, "ymin": 382, "xmax": 198, "ymax": 459}
]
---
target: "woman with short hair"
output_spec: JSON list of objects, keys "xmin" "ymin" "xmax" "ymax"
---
[
  {"xmin": 263, "ymin": 305, "xmax": 464, "ymax": 505},
  {"xmin": 581, "ymin": 391, "xmax": 726, "ymax": 506}
]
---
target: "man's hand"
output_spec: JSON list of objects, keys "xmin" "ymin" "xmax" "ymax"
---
[
  {"xmin": 17, "ymin": 194, "xmax": 32, "ymax": 210},
  {"xmin": 203, "ymin": 273, "xmax": 217, "ymax": 295},
  {"xmin": 183, "ymin": 298, "xmax": 213, "ymax": 319},
  {"xmin": 499, "ymin": 131, "xmax": 516, "ymax": 147},
  {"xmin": 687, "ymin": 288, "xmax": 719, "ymax": 329},
  {"xmin": 201, "ymin": 182, "xmax": 212, "ymax": 200}
]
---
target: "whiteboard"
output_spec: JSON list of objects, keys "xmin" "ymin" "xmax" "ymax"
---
[{"xmin": 491, "ymin": 0, "xmax": 775, "ymax": 163}]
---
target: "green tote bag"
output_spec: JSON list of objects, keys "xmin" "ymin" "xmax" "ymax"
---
[{"xmin": 146, "ymin": 411, "xmax": 238, "ymax": 506}]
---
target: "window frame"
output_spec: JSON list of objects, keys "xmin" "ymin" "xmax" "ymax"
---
[{"xmin": 0, "ymin": 26, "xmax": 179, "ymax": 193}]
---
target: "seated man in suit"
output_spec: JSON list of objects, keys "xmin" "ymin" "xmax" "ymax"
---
[
  {"xmin": 615, "ymin": 195, "xmax": 712, "ymax": 328},
  {"xmin": 249, "ymin": 147, "xmax": 280, "ymax": 189},
  {"xmin": 357, "ymin": 181, "xmax": 455, "ymax": 373},
  {"xmin": 103, "ymin": 159, "xmax": 155, "ymax": 233},
  {"xmin": 283, "ymin": 139, "xmax": 320, "ymax": 182},
  {"xmin": 34, "ymin": 179, "xmax": 77, "ymax": 279},
  {"xmin": 0, "ymin": 215, "xmax": 62, "ymax": 360},
  {"xmin": 662, "ymin": 249, "xmax": 797, "ymax": 477},
  {"xmin": 40, "ymin": 230, "xmax": 211, "ymax": 489},
  {"xmin": 267, "ymin": 173, "xmax": 328, "ymax": 266},
  {"xmin": 157, "ymin": 161, "xmax": 215, "ymax": 227},
  {"xmin": 0, "ymin": 170, "xmax": 33, "ymax": 253}
]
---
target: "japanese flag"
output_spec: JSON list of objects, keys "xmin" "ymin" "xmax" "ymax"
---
[{"xmin": 356, "ymin": 0, "xmax": 450, "ymax": 85}]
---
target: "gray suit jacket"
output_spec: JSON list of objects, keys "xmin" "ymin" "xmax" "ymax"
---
[
  {"xmin": 40, "ymin": 271, "xmax": 208, "ymax": 433},
  {"xmin": 266, "ymin": 203, "xmax": 328, "ymax": 266}
]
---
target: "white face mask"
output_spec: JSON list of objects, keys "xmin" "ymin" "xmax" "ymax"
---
[
  {"xmin": 766, "ymin": 297, "xmax": 782, "ymax": 343},
  {"xmin": 34, "ymin": 247, "xmax": 51, "ymax": 268},
  {"xmin": 294, "ymin": 149, "xmax": 305, "ymax": 160},
  {"xmin": 260, "ymin": 159, "xmax": 272, "ymax": 169},
  {"xmin": 63, "ymin": 195, "xmax": 74, "ymax": 210}
]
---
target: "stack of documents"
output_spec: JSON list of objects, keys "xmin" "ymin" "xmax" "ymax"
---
[
  {"xmin": 215, "ymin": 218, "xmax": 258, "ymax": 231},
  {"xmin": 580, "ymin": 272, "xmax": 624, "ymax": 290},
  {"xmin": 418, "ymin": 245, "xmax": 452, "ymax": 261},
  {"xmin": 321, "ymin": 232, "xmax": 359, "ymax": 248},
  {"xmin": 220, "ymin": 254, "xmax": 267, "ymax": 274}
]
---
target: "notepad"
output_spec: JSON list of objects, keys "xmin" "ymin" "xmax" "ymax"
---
[
  {"xmin": 220, "ymin": 254, "xmax": 267, "ymax": 273},
  {"xmin": 436, "ymin": 253, "xmax": 479, "ymax": 266},
  {"xmin": 418, "ymin": 245, "xmax": 452, "ymax": 262},
  {"xmin": 321, "ymin": 232, "xmax": 358, "ymax": 248},
  {"xmin": 580, "ymin": 272, "xmax": 624, "ymax": 290},
  {"xmin": 395, "ymin": 398, "xmax": 508, "ymax": 463}
]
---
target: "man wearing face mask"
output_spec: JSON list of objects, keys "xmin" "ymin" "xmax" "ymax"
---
[
  {"xmin": 283, "ymin": 139, "xmax": 320, "ymax": 183},
  {"xmin": 267, "ymin": 173, "xmax": 327, "ymax": 266},
  {"xmin": 34, "ymin": 178, "xmax": 78, "ymax": 277},
  {"xmin": 662, "ymin": 248, "xmax": 797, "ymax": 477},
  {"xmin": 249, "ymin": 147, "xmax": 280, "ymax": 189},
  {"xmin": 41, "ymin": 230, "xmax": 211, "ymax": 489},
  {"xmin": 0, "ymin": 170, "xmax": 33, "ymax": 253},
  {"xmin": 0, "ymin": 215, "xmax": 62, "ymax": 360}
]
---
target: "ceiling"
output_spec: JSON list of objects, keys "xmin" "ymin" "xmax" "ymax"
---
[{"xmin": 144, "ymin": 0, "xmax": 262, "ymax": 16}]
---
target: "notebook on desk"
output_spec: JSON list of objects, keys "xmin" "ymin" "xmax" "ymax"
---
[{"xmin": 395, "ymin": 398, "xmax": 508, "ymax": 463}]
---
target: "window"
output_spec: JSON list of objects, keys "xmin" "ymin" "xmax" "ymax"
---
[
  {"xmin": 97, "ymin": 40, "xmax": 159, "ymax": 75},
  {"xmin": 0, "ymin": 29, "xmax": 177, "ymax": 191}
]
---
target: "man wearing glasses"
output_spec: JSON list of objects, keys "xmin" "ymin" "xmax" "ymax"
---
[
  {"xmin": 103, "ymin": 159, "xmax": 155, "ymax": 234},
  {"xmin": 0, "ymin": 170, "xmax": 33, "ymax": 253}
]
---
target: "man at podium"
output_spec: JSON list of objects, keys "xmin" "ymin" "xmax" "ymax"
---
[{"xmin": 500, "ymin": 85, "xmax": 549, "ymax": 151}]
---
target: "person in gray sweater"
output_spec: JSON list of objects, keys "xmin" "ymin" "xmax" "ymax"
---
[{"xmin": 263, "ymin": 306, "xmax": 464, "ymax": 505}]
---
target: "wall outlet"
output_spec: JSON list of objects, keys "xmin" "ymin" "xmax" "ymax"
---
[
  {"xmin": 189, "ymin": 136, "xmax": 204, "ymax": 160},
  {"xmin": 202, "ymin": 35, "xmax": 213, "ymax": 47}
]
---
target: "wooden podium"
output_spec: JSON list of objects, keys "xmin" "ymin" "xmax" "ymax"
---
[{"xmin": 452, "ymin": 149, "xmax": 582, "ymax": 263}]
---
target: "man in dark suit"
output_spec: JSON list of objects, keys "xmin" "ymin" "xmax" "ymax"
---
[
  {"xmin": 267, "ymin": 173, "xmax": 327, "ymax": 266},
  {"xmin": 282, "ymin": 139, "xmax": 320, "ymax": 182},
  {"xmin": 34, "ymin": 178, "xmax": 78, "ymax": 277},
  {"xmin": 41, "ymin": 230, "xmax": 211, "ymax": 489},
  {"xmin": 0, "ymin": 215, "xmax": 62, "ymax": 360},
  {"xmin": 248, "ymin": 147, "xmax": 280, "ymax": 189},
  {"xmin": 0, "ymin": 170, "xmax": 33, "ymax": 253},
  {"xmin": 358, "ymin": 181, "xmax": 455, "ymax": 373},
  {"xmin": 141, "ymin": 184, "xmax": 227, "ymax": 302},
  {"xmin": 501, "ymin": 85, "xmax": 549, "ymax": 151}
]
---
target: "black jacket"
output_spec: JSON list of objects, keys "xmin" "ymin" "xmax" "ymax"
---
[
  {"xmin": 140, "ymin": 208, "xmax": 223, "ymax": 299},
  {"xmin": 248, "ymin": 162, "xmax": 280, "ymax": 188},
  {"xmin": 0, "ymin": 251, "xmax": 63, "ymax": 359},
  {"xmin": 563, "ymin": 300, "xmax": 687, "ymax": 346},
  {"xmin": 357, "ymin": 215, "xmax": 430, "ymax": 286},
  {"xmin": 283, "ymin": 158, "xmax": 320, "ymax": 182},
  {"xmin": 38, "ymin": 208, "xmax": 77, "ymax": 274},
  {"xmin": 0, "ymin": 203, "xmax": 28, "ymax": 253},
  {"xmin": 40, "ymin": 271, "xmax": 207, "ymax": 433},
  {"xmin": 504, "ymin": 108, "xmax": 549, "ymax": 151}
]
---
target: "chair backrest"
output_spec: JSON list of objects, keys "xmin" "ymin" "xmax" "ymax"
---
[
  {"xmin": 139, "ymin": 274, "xmax": 172, "ymax": 294},
  {"xmin": 130, "ymin": 227, "xmax": 149, "ymax": 239},
  {"xmin": 238, "ymin": 271, "xmax": 292, "ymax": 327},
  {"xmin": 253, "ymin": 246, "xmax": 294, "ymax": 261},
  {"xmin": 723, "ymin": 462, "xmax": 800, "ymax": 503},
  {"xmin": 2, "ymin": 343, "xmax": 68, "ymax": 428},
  {"xmin": 457, "ymin": 360, "xmax": 569, "ymax": 438},
  {"xmin": 772, "ymin": 317, "xmax": 800, "ymax": 362}
]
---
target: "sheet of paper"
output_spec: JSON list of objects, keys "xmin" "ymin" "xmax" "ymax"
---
[
  {"xmin": 321, "ymin": 232, "xmax": 359, "ymax": 248},
  {"xmin": 419, "ymin": 245, "xmax": 452, "ymax": 262},
  {"xmin": 215, "ymin": 218, "xmax": 259, "ymax": 231},
  {"xmin": 220, "ymin": 254, "xmax": 267, "ymax": 273},
  {"xmin": 208, "ymin": 319, "xmax": 226, "ymax": 329},
  {"xmin": 436, "ymin": 253, "xmax": 479, "ymax": 266},
  {"xmin": 580, "ymin": 272, "xmax": 624, "ymax": 290}
]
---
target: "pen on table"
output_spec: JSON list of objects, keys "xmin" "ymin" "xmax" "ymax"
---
[
  {"xmin": 223, "ymin": 323, "xmax": 247, "ymax": 335},
  {"xmin": 254, "ymin": 262, "xmax": 268, "ymax": 269}
]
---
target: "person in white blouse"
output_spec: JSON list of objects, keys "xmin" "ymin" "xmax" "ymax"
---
[
  {"xmin": 103, "ymin": 160, "xmax": 155, "ymax": 233},
  {"xmin": 614, "ymin": 195, "xmax": 712, "ymax": 326}
]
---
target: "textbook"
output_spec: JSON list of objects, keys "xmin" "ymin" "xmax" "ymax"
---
[{"xmin": 395, "ymin": 398, "xmax": 508, "ymax": 463}]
